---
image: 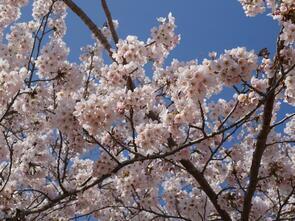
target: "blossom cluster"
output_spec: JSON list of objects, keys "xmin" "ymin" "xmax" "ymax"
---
[
  {"xmin": 281, "ymin": 20, "xmax": 295, "ymax": 46},
  {"xmin": 32, "ymin": 0, "xmax": 66, "ymax": 20},
  {"xmin": 100, "ymin": 62, "xmax": 144, "ymax": 87},
  {"xmin": 0, "ymin": 0, "xmax": 28, "ymax": 36},
  {"xmin": 135, "ymin": 122, "xmax": 170, "ymax": 154},
  {"xmin": 73, "ymin": 94, "xmax": 116, "ymax": 136},
  {"xmin": 0, "ymin": 64, "xmax": 26, "ymax": 108},
  {"xmin": 35, "ymin": 38, "xmax": 69, "ymax": 78},
  {"xmin": 113, "ymin": 35, "xmax": 147, "ymax": 65},
  {"xmin": 239, "ymin": 0, "xmax": 266, "ymax": 16},
  {"xmin": 211, "ymin": 47, "xmax": 258, "ymax": 86},
  {"xmin": 150, "ymin": 12, "xmax": 179, "ymax": 51},
  {"xmin": 147, "ymin": 12, "xmax": 180, "ymax": 65}
]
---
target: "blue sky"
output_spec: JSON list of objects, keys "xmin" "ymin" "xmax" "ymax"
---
[{"xmin": 64, "ymin": 0, "xmax": 279, "ymax": 62}]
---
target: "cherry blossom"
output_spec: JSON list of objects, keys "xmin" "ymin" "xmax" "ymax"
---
[{"xmin": 0, "ymin": 0, "xmax": 294, "ymax": 220}]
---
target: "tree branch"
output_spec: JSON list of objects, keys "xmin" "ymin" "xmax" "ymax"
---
[
  {"xmin": 241, "ymin": 77, "xmax": 276, "ymax": 221},
  {"xmin": 101, "ymin": 0, "xmax": 119, "ymax": 45},
  {"xmin": 180, "ymin": 159, "xmax": 232, "ymax": 221},
  {"xmin": 63, "ymin": 0, "xmax": 114, "ymax": 59}
]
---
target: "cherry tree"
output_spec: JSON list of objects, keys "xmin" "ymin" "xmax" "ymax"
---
[{"xmin": 0, "ymin": 0, "xmax": 294, "ymax": 220}]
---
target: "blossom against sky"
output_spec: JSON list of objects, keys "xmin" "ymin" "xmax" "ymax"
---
[{"xmin": 21, "ymin": 0, "xmax": 279, "ymax": 63}]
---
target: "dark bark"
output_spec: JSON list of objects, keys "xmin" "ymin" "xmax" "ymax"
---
[{"xmin": 180, "ymin": 159, "xmax": 232, "ymax": 221}]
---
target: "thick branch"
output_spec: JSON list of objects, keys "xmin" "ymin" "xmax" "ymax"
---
[
  {"xmin": 101, "ymin": 0, "xmax": 119, "ymax": 44},
  {"xmin": 180, "ymin": 159, "xmax": 232, "ymax": 221},
  {"xmin": 241, "ymin": 78, "xmax": 276, "ymax": 221},
  {"xmin": 63, "ymin": 0, "xmax": 113, "ymax": 59}
]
